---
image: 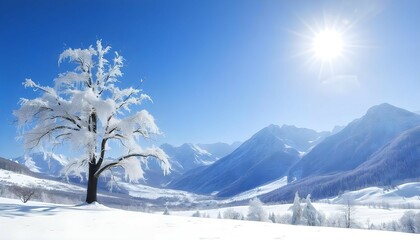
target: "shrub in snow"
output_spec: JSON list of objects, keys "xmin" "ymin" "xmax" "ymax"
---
[
  {"xmin": 247, "ymin": 197, "xmax": 268, "ymax": 222},
  {"xmin": 386, "ymin": 220, "xmax": 401, "ymax": 232},
  {"xmin": 223, "ymin": 209, "xmax": 243, "ymax": 220},
  {"xmin": 269, "ymin": 212, "xmax": 276, "ymax": 223},
  {"xmin": 163, "ymin": 206, "xmax": 170, "ymax": 215},
  {"xmin": 14, "ymin": 40, "xmax": 170, "ymax": 203},
  {"xmin": 399, "ymin": 211, "xmax": 420, "ymax": 233},
  {"xmin": 192, "ymin": 210, "xmax": 201, "ymax": 218},
  {"xmin": 326, "ymin": 214, "xmax": 346, "ymax": 228},
  {"xmin": 277, "ymin": 213, "xmax": 292, "ymax": 224}
]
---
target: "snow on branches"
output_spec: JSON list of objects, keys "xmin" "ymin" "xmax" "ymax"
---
[{"xmin": 14, "ymin": 40, "xmax": 170, "ymax": 186}]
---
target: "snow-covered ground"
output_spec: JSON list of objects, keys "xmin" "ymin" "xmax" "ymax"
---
[
  {"xmin": 168, "ymin": 202, "xmax": 420, "ymax": 227},
  {"xmin": 168, "ymin": 182, "xmax": 420, "ymax": 228},
  {"xmin": 1, "ymin": 197, "xmax": 418, "ymax": 240},
  {"xmin": 0, "ymin": 169, "xmax": 84, "ymax": 193},
  {"xmin": 0, "ymin": 169, "xmax": 209, "ymax": 205},
  {"xmin": 327, "ymin": 182, "xmax": 420, "ymax": 208},
  {"xmin": 222, "ymin": 176, "xmax": 288, "ymax": 203},
  {"xmin": 117, "ymin": 181, "xmax": 211, "ymax": 203}
]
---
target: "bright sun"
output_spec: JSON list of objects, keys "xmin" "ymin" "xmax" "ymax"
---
[{"xmin": 313, "ymin": 30, "xmax": 343, "ymax": 61}]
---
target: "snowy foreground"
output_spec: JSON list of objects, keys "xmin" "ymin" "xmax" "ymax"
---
[{"xmin": 1, "ymin": 198, "xmax": 418, "ymax": 240}]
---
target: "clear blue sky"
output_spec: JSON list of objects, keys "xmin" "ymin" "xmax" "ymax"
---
[{"xmin": 1, "ymin": 0, "xmax": 420, "ymax": 158}]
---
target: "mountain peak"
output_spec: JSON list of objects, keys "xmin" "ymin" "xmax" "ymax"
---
[{"xmin": 365, "ymin": 103, "xmax": 413, "ymax": 117}]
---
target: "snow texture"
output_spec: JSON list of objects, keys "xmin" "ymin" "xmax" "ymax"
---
[{"xmin": 2, "ymin": 198, "xmax": 418, "ymax": 240}]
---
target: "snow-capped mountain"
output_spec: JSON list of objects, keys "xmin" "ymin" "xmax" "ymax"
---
[
  {"xmin": 197, "ymin": 142, "xmax": 242, "ymax": 159},
  {"xmin": 169, "ymin": 125, "xmax": 329, "ymax": 197},
  {"xmin": 13, "ymin": 152, "xmax": 68, "ymax": 177},
  {"xmin": 162, "ymin": 143, "xmax": 219, "ymax": 171},
  {"xmin": 142, "ymin": 142, "xmax": 240, "ymax": 187},
  {"xmin": 262, "ymin": 103, "xmax": 420, "ymax": 202},
  {"xmin": 0, "ymin": 157, "xmax": 34, "ymax": 176},
  {"xmin": 288, "ymin": 103, "xmax": 420, "ymax": 182}
]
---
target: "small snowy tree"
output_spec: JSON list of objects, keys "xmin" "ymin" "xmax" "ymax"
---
[
  {"xmin": 343, "ymin": 196, "xmax": 356, "ymax": 228},
  {"xmin": 14, "ymin": 40, "xmax": 170, "ymax": 203},
  {"xmin": 269, "ymin": 212, "xmax": 276, "ymax": 223},
  {"xmin": 290, "ymin": 192, "xmax": 302, "ymax": 225},
  {"xmin": 302, "ymin": 194, "xmax": 320, "ymax": 226},
  {"xmin": 192, "ymin": 210, "xmax": 201, "ymax": 218},
  {"xmin": 217, "ymin": 211, "xmax": 222, "ymax": 219},
  {"xmin": 400, "ymin": 211, "xmax": 420, "ymax": 233},
  {"xmin": 163, "ymin": 206, "xmax": 170, "ymax": 215},
  {"xmin": 247, "ymin": 197, "xmax": 268, "ymax": 222},
  {"xmin": 223, "ymin": 209, "xmax": 243, "ymax": 220}
]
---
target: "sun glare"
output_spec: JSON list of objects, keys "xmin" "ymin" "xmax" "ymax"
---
[{"xmin": 313, "ymin": 30, "xmax": 343, "ymax": 61}]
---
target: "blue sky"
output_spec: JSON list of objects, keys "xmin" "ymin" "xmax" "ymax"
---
[{"xmin": 1, "ymin": 0, "xmax": 420, "ymax": 158}]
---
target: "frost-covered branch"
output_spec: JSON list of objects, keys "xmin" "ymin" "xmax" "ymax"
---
[{"xmin": 94, "ymin": 148, "xmax": 169, "ymax": 181}]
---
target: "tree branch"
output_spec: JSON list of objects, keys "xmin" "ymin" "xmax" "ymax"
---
[{"xmin": 94, "ymin": 152, "xmax": 161, "ymax": 178}]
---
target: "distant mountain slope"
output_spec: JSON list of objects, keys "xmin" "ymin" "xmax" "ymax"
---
[
  {"xmin": 197, "ymin": 142, "xmax": 241, "ymax": 159},
  {"xmin": 262, "ymin": 112, "xmax": 420, "ymax": 202},
  {"xmin": 328, "ymin": 182, "xmax": 420, "ymax": 208},
  {"xmin": 13, "ymin": 153, "xmax": 67, "ymax": 176},
  {"xmin": 169, "ymin": 125, "xmax": 328, "ymax": 197},
  {"xmin": 0, "ymin": 157, "xmax": 34, "ymax": 176},
  {"xmin": 137, "ymin": 142, "xmax": 239, "ymax": 187},
  {"xmin": 288, "ymin": 103, "xmax": 420, "ymax": 181}
]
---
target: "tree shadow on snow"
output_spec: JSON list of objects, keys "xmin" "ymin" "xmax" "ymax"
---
[{"xmin": 0, "ymin": 202, "xmax": 88, "ymax": 218}]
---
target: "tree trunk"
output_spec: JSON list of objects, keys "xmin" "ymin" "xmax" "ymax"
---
[{"xmin": 86, "ymin": 162, "xmax": 98, "ymax": 203}]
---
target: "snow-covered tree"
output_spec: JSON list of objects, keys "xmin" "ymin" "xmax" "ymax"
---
[
  {"xmin": 247, "ymin": 197, "xmax": 268, "ymax": 222},
  {"xmin": 163, "ymin": 206, "xmax": 170, "ymax": 215},
  {"xmin": 302, "ymin": 194, "xmax": 320, "ymax": 226},
  {"xmin": 400, "ymin": 211, "xmax": 420, "ymax": 233},
  {"xmin": 342, "ymin": 196, "xmax": 356, "ymax": 228},
  {"xmin": 217, "ymin": 211, "xmax": 222, "ymax": 219},
  {"xmin": 223, "ymin": 209, "xmax": 243, "ymax": 220},
  {"xmin": 14, "ymin": 40, "xmax": 170, "ymax": 203},
  {"xmin": 290, "ymin": 192, "xmax": 302, "ymax": 225},
  {"xmin": 269, "ymin": 212, "xmax": 276, "ymax": 223}
]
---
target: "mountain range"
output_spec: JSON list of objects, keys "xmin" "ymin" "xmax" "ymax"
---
[
  {"xmin": 262, "ymin": 103, "xmax": 420, "ymax": 201},
  {"xmin": 5, "ymin": 103, "xmax": 420, "ymax": 203},
  {"xmin": 143, "ymin": 142, "xmax": 241, "ymax": 187},
  {"xmin": 168, "ymin": 125, "xmax": 329, "ymax": 197},
  {"xmin": 170, "ymin": 103, "xmax": 420, "ymax": 200}
]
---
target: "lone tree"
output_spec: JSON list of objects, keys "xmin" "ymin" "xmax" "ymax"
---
[
  {"xmin": 11, "ymin": 185, "xmax": 36, "ymax": 203},
  {"xmin": 14, "ymin": 40, "xmax": 170, "ymax": 203}
]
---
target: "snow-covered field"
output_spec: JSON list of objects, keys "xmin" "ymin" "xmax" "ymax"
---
[
  {"xmin": 0, "ymin": 169, "xmax": 84, "ymax": 193},
  {"xmin": 328, "ymin": 182, "xmax": 420, "ymax": 208},
  {"xmin": 1, "ymin": 197, "xmax": 418, "ymax": 240},
  {"xmin": 221, "ymin": 176, "xmax": 288, "ymax": 203},
  {"xmin": 168, "ymin": 202, "xmax": 420, "ymax": 227},
  {"xmin": 117, "ymin": 181, "xmax": 211, "ymax": 203},
  {"xmin": 168, "ymin": 181, "xmax": 420, "ymax": 228},
  {"xmin": 0, "ymin": 169, "xmax": 209, "ymax": 205}
]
